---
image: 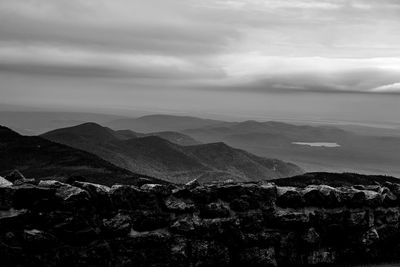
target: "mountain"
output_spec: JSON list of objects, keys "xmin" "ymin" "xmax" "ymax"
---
[
  {"xmin": 105, "ymin": 114, "xmax": 224, "ymax": 133},
  {"xmin": 112, "ymin": 129, "xmax": 200, "ymax": 146},
  {"xmin": 139, "ymin": 131, "xmax": 200, "ymax": 146},
  {"xmin": 183, "ymin": 120, "xmax": 400, "ymax": 177},
  {"xmin": 0, "ymin": 111, "xmax": 128, "ymax": 135},
  {"xmin": 0, "ymin": 125, "xmax": 162, "ymax": 186},
  {"xmin": 42, "ymin": 123, "xmax": 303, "ymax": 183}
]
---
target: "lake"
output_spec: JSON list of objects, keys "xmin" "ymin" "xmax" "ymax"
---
[{"xmin": 292, "ymin": 142, "xmax": 341, "ymax": 147}]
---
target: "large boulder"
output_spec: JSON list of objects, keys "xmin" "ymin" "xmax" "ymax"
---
[
  {"xmin": 0, "ymin": 176, "xmax": 12, "ymax": 187},
  {"xmin": 102, "ymin": 213, "xmax": 131, "ymax": 236},
  {"xmin": 74, "ymin": 181, "xmax": 111, "ymax": 212},
  {"xmin": 4, "ymin": 170, "xmax": 26, "ymax": 183},
  {"xmin": 276, "ymin": 187, "xmax": 304, "ymax": 208},
  {"xmin": 109, "ymin": 185, "xmax": 159, "ymax": 211},
  {"xmin": 38, "ymin": 180, "xmax": 89, "ymax": 204},
  {"xmin": 302, "ymin": 185, "xmax": 341, "ymax": 207}
]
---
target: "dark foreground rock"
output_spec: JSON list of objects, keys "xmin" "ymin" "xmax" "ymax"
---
[{"xmin": 1, "ymin": 177, "xmax": 400, "ymax": 266}]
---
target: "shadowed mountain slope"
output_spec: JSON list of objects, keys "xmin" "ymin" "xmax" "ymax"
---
[
  {"xmin": 42, "ymin": 123, "xmax": 303, "ymax": 183},
  {"xmin": 0, "ymin": 125, "xmax": 162, "ymax": 186}
]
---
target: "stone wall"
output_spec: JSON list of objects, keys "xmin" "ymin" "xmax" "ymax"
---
[{"xmin": 1, "ymin": 179, "xmax": 400, "ymax": 266}]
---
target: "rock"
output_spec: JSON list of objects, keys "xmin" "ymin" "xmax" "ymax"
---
[
  {"xmin": 52, "ymin": 216, "xmax": 99, "ymax": 245},
  {"xmin": 4, "ymin": 170, "xmax": 26, "ymax": 183},
  {"xmin": 190, "ymin": 240, "xmax": 230, "ymax": 267},
  {"xmin": 0, "ymin": 209, "xmax": 29, "ymax": 229},
  {"xmin": 38, "ymin": 180, "xmax": 89, "ymax": 204},
  {"xmin": 12, "ymin": 184, "xmax": 56, "ymax": 210},
  {"xmin": 127, "ymin": 230, "xmax": 171, "ymax": 245},
  {"xmin": 310, "ymin": 209, "xmax": 346, "ymax": 228},
  {"xmin": 302, "ymin": 185, "xmax": 340, "ymax": 207},
  {"xmin": 165, "ymin": 196, "xmax": 196, "ymax": 213},
  {"xmin": 238, "ymin": 247, "xmax": 277, "ymax": 267},
  {"xmin": 23, "ymin": 229, "xmax": 57, "ymax": 248},
  {"xmin": 362, "ymin": 228, "xmax": 379, "ymax": 246},
  {"xmin": 362, "ymin": 190, "xmax": 383, "ymax": 207},
  {"xmin": 276, "ymin": 187, "xmax": 304, "ymax": 208},
  {"xmin": 242, "ymin": 231, "xmax": 280, "ymax": 247},
  {"xmin": 141, "ymin": 183, "xmax": 173, "ymax": 196},
  {"xmin": 302, "ymin": 227, "xmax": 320, "ymax": 245},
  {"xmin": 190, "ymin": 185, "xmax": 219, "ymax": 204},
  {"xmin": 74, "ymin": 181, "xmax": 111, "ymax": 212},
  {"xmin": 103, "ymin": 213, "xmax": 131, "ymax": 236},
  {"xmin": 200, "ymin": 202, "xmax": 230, "ymax": 219},
  {"xmin": 338, "ymin": 187, "xmax": 365, "ymax": 207},
  {"xmin": 74, "ymin": 181, "xmax": 110, "ymax": 195},
  {"xmin": 1, "ymin": 180, "xmax": 400, "ymax": 266},
  {"xmin": 0, "ymin": 176, "xmax": 12, "ymax": 187},
  {"xmin": 13, "ymin": 178, "xmax": 36, "ymax": 186},
  {"xmin": 217, "ymin": 183, "xmax": 276, "ymax": 206},
  {"xmin": 345, "ymin": 210, "xmax": 369, "ymax": 228},
  {"xmin": 374, "ymin": 208, "xmax": 399, "ymax": 226},
  {"xmin": 197, "ymin": 217, "xmax": 240, "ymax": 240},
  {"xmin": 274, "ymin": 210, "xmax": 309, "ymax": 227},
  {"xmin": 109, "ymin": 185, "xmax": 159, "ymax": 211},
  {"xmin": 382, "ymin": 189, "xmax": 397, "ymax": 207},
  {"xmin": 0, "ymin": 186, "xmax": 15, "ymax": 209},
  {"xmin": 385, "ymin": 208, "xmax": 400, "ymax": 224},
  {"xmin": 230, "ymin": 198, "xmax": 251, "ymax": 212},
  {"xmin": 170, "ymin": 237, "xmax": 189, "ymax": 266},
  {"xmin": 130, "ymin": 210, "xmax": 170, "ymax": 231},
  {"xmin": 170, "ymin": 215, "xmax": 201, "ymax": 234},
  {"xmin": 184, "ymin": 179, "xmax": 200, "ymax": 190},
  {"xmin": 307, "ymin": 249, "xmax": 335, "ymax": 265},
  {"xmin": 238, "ymin": 211, "xmax": 264, "ymax": 232}
]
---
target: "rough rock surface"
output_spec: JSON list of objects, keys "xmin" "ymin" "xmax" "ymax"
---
[{"xmin": 1, "ymin": 178, "xmax": 400, "ymax": 266}]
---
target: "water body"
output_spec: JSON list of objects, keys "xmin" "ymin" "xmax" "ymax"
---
[{"xmin": 292, "ymin": 142, "xmax": 341, "ymax": 148}]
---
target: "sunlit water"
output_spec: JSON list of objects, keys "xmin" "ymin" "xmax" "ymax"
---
[{"xmin": 292, "ymin": 142, "xmax": 341, "ymax": 147}]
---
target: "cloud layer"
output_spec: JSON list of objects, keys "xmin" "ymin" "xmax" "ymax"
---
[{"xmin": 1, "ymin": 0, "xmax": 400, "ymax": 119}]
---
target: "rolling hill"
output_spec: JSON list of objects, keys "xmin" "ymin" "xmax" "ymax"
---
[
  {"xmin": 0, "ymin": 125, "xmax": 162, "ymax": 186},
  {"xmin": 42, "ymin": 123, "xmax": 303, "ymax": 183}
]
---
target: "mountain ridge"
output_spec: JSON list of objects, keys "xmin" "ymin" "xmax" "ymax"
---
[
  {"xmin": 42, "ymin": 122, "xmax": 303, "ymax": 183},
  {"xmin": 0, "ymin": 125, "xmax": 163, "ymax": 186}
]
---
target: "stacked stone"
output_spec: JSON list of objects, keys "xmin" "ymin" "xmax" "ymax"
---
[{"xmin": 1, "ymin": 177, "xmax": 400, "ymax": 266}]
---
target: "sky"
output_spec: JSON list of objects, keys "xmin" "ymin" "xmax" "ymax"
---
[{"xmin": 0, "ymin": 0, "xmax": 400, "ymax": 124}]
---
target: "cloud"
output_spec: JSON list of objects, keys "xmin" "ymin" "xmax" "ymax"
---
[
  {"xmin": 0, "ymin": 0, "xmax": 400, "ymax": 96},
  {"xmin": 370, "ymin": 83, "xmax": 400, "ymax": 93},
  {"xmin": 0, "ymin": 44, "xmax": 225, "ymax": 80}
]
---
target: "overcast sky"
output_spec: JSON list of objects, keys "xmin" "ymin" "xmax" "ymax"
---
[{"xmin": 1, "ymin": 0, "xmax": 400, "ymax": 124}]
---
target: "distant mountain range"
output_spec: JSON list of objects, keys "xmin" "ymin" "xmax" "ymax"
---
[
  {"xmin": 111, "ymin": 129, "xmax": 200, "ymax": 146},
  {"xmin": 105, "ymin": 114, "xmax": 224, "ymax": 133},
  {"xmin": 104, "ymin": 114, "xmax": 400, "ymax": 177},
  {"xmin": 0, "ymin": 111, "xmax": 127, "ymax": 135},
  {"xmin": 0, "ymin": 125, "xmax": 163, "ymax": 186},
  {"xmin": 180, "ymin": 120, "xmax": 400, "ymax": 177},
  {"xmin": 42, "ymin": 123, "xmax": 303, "ymax": 183},
  {"xmin": 3, "ymin": 110, "xmax": 400, "ymax": 179}
]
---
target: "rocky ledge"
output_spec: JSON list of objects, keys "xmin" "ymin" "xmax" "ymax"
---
[{"xmin": 1, "ymin": 177, "xmax": 400, "ymax": 266}]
